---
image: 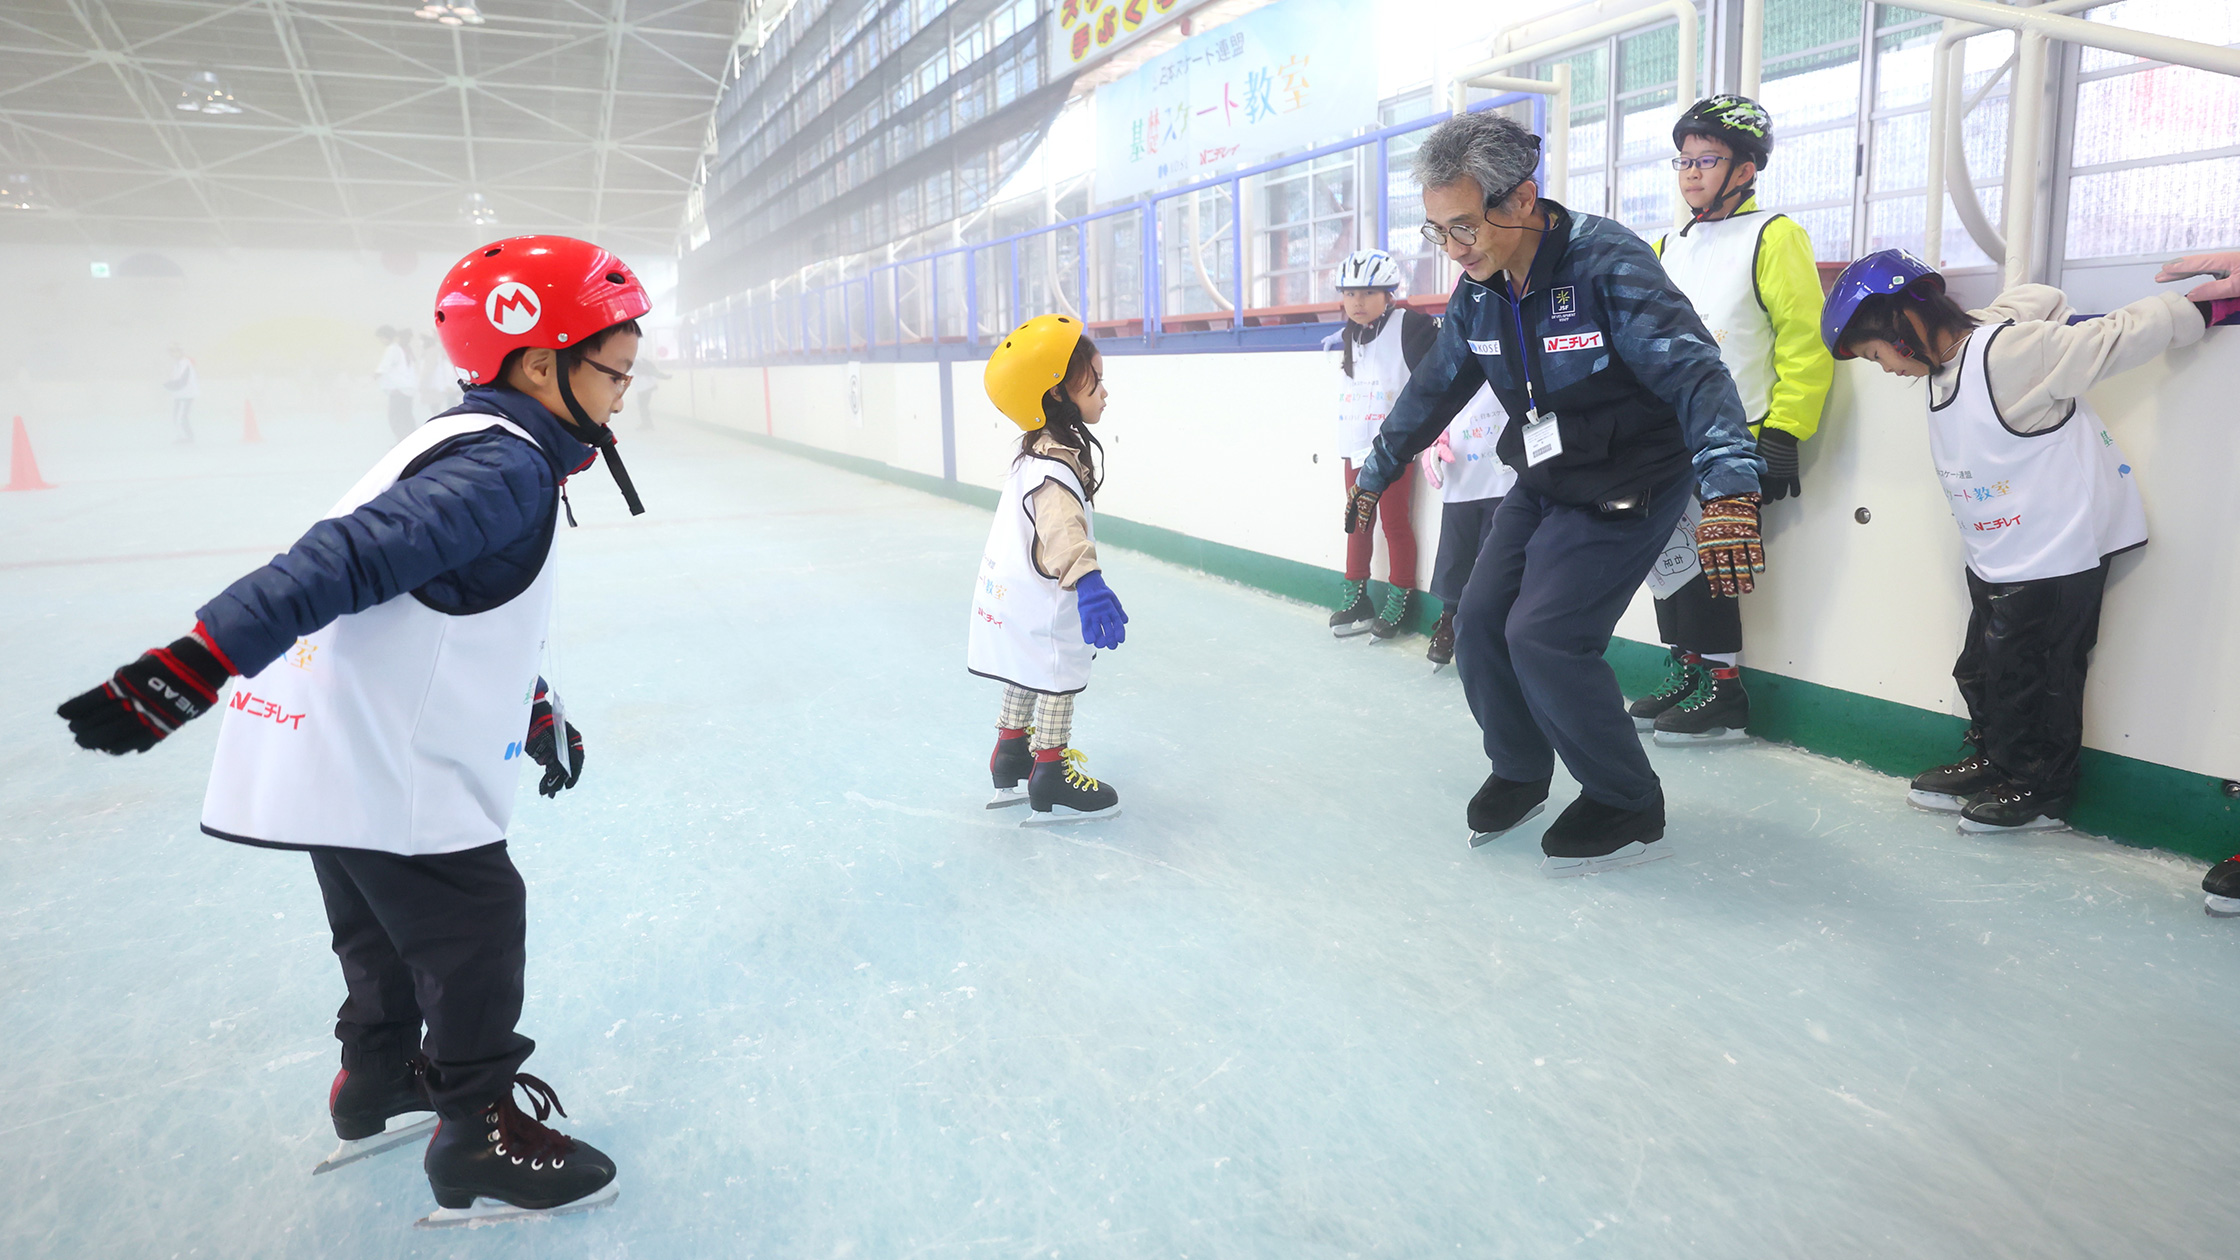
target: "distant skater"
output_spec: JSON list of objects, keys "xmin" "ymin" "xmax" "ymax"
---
[
  {"xmin": 375, "ymin": 326, "xmax": 416, "ymax": 438},
  {"xmin": 163, "ymin": 343, "xmax": 198, "ymax": 443}
]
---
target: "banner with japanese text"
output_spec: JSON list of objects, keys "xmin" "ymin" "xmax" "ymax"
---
[
  {"xmin": 1049, "ymin": 0, "xmax": 1211, "ymax": 76},
  {"xmin": 1091, "ymin": 0, "xmax": 1378, "ymax": 204}
]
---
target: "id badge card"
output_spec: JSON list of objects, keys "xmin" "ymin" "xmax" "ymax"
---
[{"xmin": 1522, "ymin": 408, "xmax": 1563, "ymax": 466}]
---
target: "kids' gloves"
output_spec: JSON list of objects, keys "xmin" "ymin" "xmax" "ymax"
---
[
  {"xmin": 58, "ymin": 624, "xmax": 236, "ymax": 754},
  {"xmin": 1419, "ymin": 431, "xmax": 1455, "ymax": 491},
  {"xmin": 1757, "ymin": 429, "xmax": 1802, "ymax": 501},
  {"xmin": 1696, "ymin": 493, "xmax": 1766, "ymax": 597},
  {"xmin": 526, "ymin": 682, "xmax": 585, "ymax": 797},
  {"xmin": 1074, "ymin": 570, "xmax": 1129, "ymax": 650}
]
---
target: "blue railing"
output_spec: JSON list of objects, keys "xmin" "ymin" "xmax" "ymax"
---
[{"xmin": 687, "ymin": 93, "xmax": 1544, "ymax": 362}]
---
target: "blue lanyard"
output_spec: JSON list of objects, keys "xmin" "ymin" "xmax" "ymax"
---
[{"xmin": 1508, "ymin": 283, "xmax": 1541, "ymax": 416}]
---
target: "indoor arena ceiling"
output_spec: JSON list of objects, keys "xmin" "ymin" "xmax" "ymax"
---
[{"xmin": 0, "ymin": 0, "xmax": 748, "ymax": 253}]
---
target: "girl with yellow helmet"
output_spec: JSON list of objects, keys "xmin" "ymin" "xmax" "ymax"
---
[{"xmin": 968, "ymin": 315, "xmax": 1128, "ymax": 823}]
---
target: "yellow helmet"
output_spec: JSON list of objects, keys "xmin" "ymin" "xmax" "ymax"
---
[{"xmin": 983, "ymin": 314, "xmax": 1083, "ymax": 431}]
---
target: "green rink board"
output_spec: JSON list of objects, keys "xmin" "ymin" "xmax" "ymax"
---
[{"xmin": 704, "ymin": 422, "xmax": 2239, "ymax": 866}]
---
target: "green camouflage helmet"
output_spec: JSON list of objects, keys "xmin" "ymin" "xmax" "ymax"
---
[{"xmin": 1674, "ymin": 94, "xmax": 1774, "ymax": 167}]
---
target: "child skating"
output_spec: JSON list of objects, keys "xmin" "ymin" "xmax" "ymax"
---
[
  {"xmin": 1326, "ymin": 249, "xmax": 1439, "ymax": 639},
  {"xmin": 1628, "ymin": 95, "xmax": 1834, "ymax": 744},
  {"xmin": 1822, "ymin": 248, "xmax": 2234, "ymax": 834},
  {"xmin": 57, "ymin": 235, "xmax": 647, "ymax": 1227},
  {"xmin": 1418, "ymin": 384, "xmax": 1513, "ymax": 671},
  {"xmin": 970, "ymin": 314, "xmax": 1129, "ymax": 824}
]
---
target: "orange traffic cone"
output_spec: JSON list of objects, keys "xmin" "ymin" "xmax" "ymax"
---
[
  {"xmin": 4, "ymin": 415, "xmax": 53, "ymax": 491},
  {"xmin": 243, "ymin": 400, "xmax": 263, "ymax": 443}
]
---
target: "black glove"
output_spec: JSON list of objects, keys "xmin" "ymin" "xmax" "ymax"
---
[
  {"xmin": 1757, "ymin": 428, "xmax": 1802, "ymax": 501},
  {"xmin": 525, "ymin": 685, "xmax": 584, "ymax": 797},
  {"xmin": 58, "ymin": 626, "xmax": 234, "ymax": 754},
  {"xmin": 1343, "ymin": 483, "xmax": 1380, "ymax": 534}
]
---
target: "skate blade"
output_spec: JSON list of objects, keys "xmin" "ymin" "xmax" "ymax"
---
[
  {"xmin": 985, "ymin": 786, "xmax": 1030, "ymax": 809},
  {"xmin": 1630, "ymin": 715, "xmax": 1658, "ymax": 732},
  {"xmin": 1331, "ymin": 623, "xmax": 1373, "ymax": 639},
  {"xmin": 2205, "ymin": 894, "xmax": 2240, "ymax": 919},
  {"xmin": 1956, "ymin": 815, "xmax": 2069, "ymax": 835},
  {"xmin": 1541, "ymin": 841, "xmax": 1669, "ymax": 878},
  {"xmin": 1429, "ymin": 660, "xmax": 1451, "ymax": 674},
  {"xmin": 1905, "ymin": 789, "xmax": 1967, "ymax": 814},
  {"xmin": 311, "ymin": 1114, "xmax": 437, "ymax": 1175},
  {"xmin": 415, "ymin": 1180, "xmax": 619, "ymax": 1229},
  {"xmin": 1468, "ymin": 801, "xmax": 1546, "ymax": 849},
  {"xmin": 1651, "ymin": 727, "xmax": 1749, "ymax": 746},
  {"xmin": 1020, "ymin": 805, "xmax": 1122, "ymax": 827}
]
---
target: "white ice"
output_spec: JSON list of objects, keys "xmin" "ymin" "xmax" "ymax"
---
[{"xmin": 6, "ymin": 408, "xmax": 2239, "ymax": 1258}]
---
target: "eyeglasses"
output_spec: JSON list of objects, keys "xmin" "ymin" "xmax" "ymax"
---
[
  {"xmin": 1421, "ymin": 219, "xmax": 1483, "ymax": 247},
  {"xmin": 1670, "ymin": 153, "xmax": 1734, "ymax": 171},
  {"xmin": 578, "ymin": 355, "xmax": 632, "ymax": 392}
]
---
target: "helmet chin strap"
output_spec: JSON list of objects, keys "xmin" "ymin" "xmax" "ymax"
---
[
  {"xmin": 555, "ymin": 358, "xmax": 646, "ymax": 516},
  {"xmin": 1679, "ymin": 164, "xmax": 1755, "ymax": 238}
]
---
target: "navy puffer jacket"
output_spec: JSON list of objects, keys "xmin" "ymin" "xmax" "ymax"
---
[{"xmin": 196, "ymin": 387, "xmax": 595, "ymax": 676}]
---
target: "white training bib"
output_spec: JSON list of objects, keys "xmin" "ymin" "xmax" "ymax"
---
[
  {"xmin": 1332, "ymin": 316, "xmax": 1411, "ymax": 464},
  {"xmin": 1440, "ymin": 384, "xmax": 1518, "ymax": 503},
  {"xmin": 201, "ymin": 413, "xmax": 558, "ymax": 856},
  {"xmin": 1658, "ymin": 211, "xmax": 1781, "ymax": 426},
  {"xmin": 1927, "ymin": 323, "xmax": 2148, "ymax": 583},
  {"xmin": 1644, "ymin": 496, "xmax": 1705, "ymax": 598},
  {"xmin": 966, "ymin": 455, "xmax": 1097, "ymax": 695}
]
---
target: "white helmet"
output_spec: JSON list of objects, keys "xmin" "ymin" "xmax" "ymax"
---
[{"xmin": 1335, "ymin": 249, "xmax": 1401, "ymax": 292}]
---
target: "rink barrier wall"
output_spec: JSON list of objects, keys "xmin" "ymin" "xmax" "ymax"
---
[{"xmin": 682, "ymin": 343, "xmax": 2240, "ymax": 867}]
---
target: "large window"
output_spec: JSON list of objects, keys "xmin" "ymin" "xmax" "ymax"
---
[
  {"xmin": 1538, "ymin": 7, "xmax": 1709, "ymax": 241},
  {"xmin": 1754, "ymin": 0, "xmax": 1864, "ymax": 261}
]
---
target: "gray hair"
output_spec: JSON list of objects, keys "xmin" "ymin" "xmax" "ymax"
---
[{"xmin": 1411, "ymin": 112, "xmax": 1543, "ymax": 212}]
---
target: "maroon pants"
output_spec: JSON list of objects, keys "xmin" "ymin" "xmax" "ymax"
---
[{"xmin": 1344, "ymin": 460, "xmax": 1418, "ymax": 585}]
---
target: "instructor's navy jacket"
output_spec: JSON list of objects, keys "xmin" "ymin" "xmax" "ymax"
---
[
  {"xmin": 196, "ymin": 386, "xmax": 594, "ymax": 675},
  {"xmin": 1359, "ymin": 200, "xmax": 1762, "ymax": 506}
]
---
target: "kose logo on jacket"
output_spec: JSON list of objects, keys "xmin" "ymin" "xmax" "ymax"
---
[
  {"xmin": 485, "ymin": 281, "xmax": 541, "ymax": 334},
  {"xmin": 1543, "ymin": 331, "xmax": 1605, "ymax": 353}
]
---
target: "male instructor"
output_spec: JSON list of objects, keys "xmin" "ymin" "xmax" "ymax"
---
[{"xmin": 1345, "ymin": 111, "xmax": 1764, "ymax": 875}]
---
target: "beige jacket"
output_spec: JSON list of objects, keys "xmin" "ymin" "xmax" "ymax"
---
[
  {"xmin": 1023, "ymin": 430, "xmax": 1101, "ymax": 589},
  {"xmin": 1933, "ymin": 285, "xmax": 2207, "ymax": 430}
]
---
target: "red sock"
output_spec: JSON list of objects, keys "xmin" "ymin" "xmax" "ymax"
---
[
  {"xmin": 1033, "ymin": 746, "xmax": 1068, "ymax": 763},
  {"xmin": 1709, "ymin": 666, "xmax": 1740, "ymax": 680}
]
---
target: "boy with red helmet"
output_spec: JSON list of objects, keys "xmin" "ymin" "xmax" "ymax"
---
[{"xmin": 56, "ymin": 235, "xmax": 647, "ymax": 1226}]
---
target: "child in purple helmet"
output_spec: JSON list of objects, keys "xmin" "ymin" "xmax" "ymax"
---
[{"xmin": 1823, "ymin": 249, "xmax": 2235, "ymax": 835}]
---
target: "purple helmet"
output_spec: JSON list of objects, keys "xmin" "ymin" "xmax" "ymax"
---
[{"xmin": 1823, "ymin": 249, "xmax": 1945, "ymax": 359}]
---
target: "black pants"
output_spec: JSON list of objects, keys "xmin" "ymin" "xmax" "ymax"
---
[
  {"xmin": 1954, "ymin": 563, "xmax": 2108, "ymax": 798},
  {"xmin": 1457, "ymin": 474, "xmax": 1690, "ymax": 812},
  {"xmin": 311, "ymin": 841, "xmax": 533, "ymax": 1118},
  {"xmin": 1430, "ymin": 496, "xmax": 1503, "ymax": 607},
  {"xmin": 1651, "ymin": 572, "xmax": 1743, "ymax": 655}
]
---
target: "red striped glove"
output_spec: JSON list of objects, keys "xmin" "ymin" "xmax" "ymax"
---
[
  {"xmin": 58, "ymin": 624, "xmax": 236, "ymax": 754},
  {"xmin": 1696, "ymin": 493, "xmax": 1766, "ymax": 597},
  {"xmin": 525, "ymin": 682, "xmax": 585, "ymax": 797}
]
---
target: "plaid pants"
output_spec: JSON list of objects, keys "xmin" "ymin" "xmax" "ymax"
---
[{"xmin": 998, "ymin": 685, "xmax": 1074, "ymax": 752}]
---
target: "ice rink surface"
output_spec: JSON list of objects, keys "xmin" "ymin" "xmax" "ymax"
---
[{"xmin": 6, "ymin": 405, "xmax": 2240, "ymax": 1260}]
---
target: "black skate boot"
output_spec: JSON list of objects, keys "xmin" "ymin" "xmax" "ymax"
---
[
  {"xmin": 419, "ymin": 1075, "xmax": 618, "ymax": 1228},
  {"xmin": 1627, "ymin": 649, "xmax": 1704, "ymax": 731},
  {"xmin": 987, "ymin": 727, "xmax": 1032, "ymax": 809},
  {"xmin": 1907, "ymin": 752, "xmax": 2002, "ymax": 813},
  {"xmin": 313, "ymin": 1049, "xmax": 435, "ymax": 1175},
  {"xmin": 1467, "ymin": 772, "xmax": 1551, "ymax": 848},
  {"xmin": 1652, "ymin": 666, "xmax": 1750, "ymax": 745},
  {"xmin": 1329, "ymin": 579, "xmax": 1373, "ymax": 638},
  {"xmin": 1541, "ymin": 792, "xmax": 1668, "ymax": 877},
  {"xmin": 1957, "ymin": 784, "xmax": 2072, "ymax": 834},
  {"xmin": 1023, "ymin": 748, "xmax": 1120, "ymax": 825},
  {"xmin": 1426, "ymin": 609, "xmax": 1456, "ymax": 670},
  {"xmin": 2203, "ymin": 855, "xmax": 2240, "ymax": 918},
  {"xmin": 1369, "ymin": 586, "xmax": 1415, "ymax": 640}
]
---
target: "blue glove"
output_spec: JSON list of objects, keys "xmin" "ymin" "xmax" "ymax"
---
[{"xmin": 1074, "ymin": 569, "xmax": 1128, "ymax": 650}]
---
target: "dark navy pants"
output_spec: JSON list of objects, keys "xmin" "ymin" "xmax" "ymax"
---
[
  {"xmin": 1455, "ymin": 474, "xmax": 1690, "ymax": 812},
  {"xmin": 311, "ymin": 840, "xmax": 534, "ymax": 1118}
]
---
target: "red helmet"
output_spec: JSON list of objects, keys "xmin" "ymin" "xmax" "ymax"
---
[{"xmin": 434, "ymin": 235, "xmax": 651, "ymax": 386}]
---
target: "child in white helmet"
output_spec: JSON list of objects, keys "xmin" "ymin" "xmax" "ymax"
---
[
  {"xmin": 969, "ymin": 315, "xmax": 1129, "ymax": 824},
  {"xmin": 1418, "ymin": 384, "xmax": 1514, "ymax": 670},
  {"xmin": 1326, "ymin": 248, "xmax": 1439, "ymax": 640}
]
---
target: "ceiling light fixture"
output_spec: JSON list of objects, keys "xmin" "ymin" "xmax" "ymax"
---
[
  {"xmin": 174, "ymin": 70, "xmax": 243, "ymax": 115},
  {"xmin": 459, "ymin": 191, "xmax": 500, "ymax": 226},
  {"xmin": 0, "ymin": 173, "xmax": 49, "ymax": 211},
  {"xmin": 413, "ymin": 3, "xmax": 487, "ymax": 25}
]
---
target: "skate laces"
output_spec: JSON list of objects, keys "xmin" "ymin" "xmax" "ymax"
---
[
  {"xmin": 1060, "ymin": 748, "xmax": 1101, "ymax": 790},
  {"xmin": 486, "ymin": 1073, "xmax": 577, "ymax": 1170},
  {"xmin": 1379, "ymin": 588, "xmax": 1409, "ymax": 622},
  {"xmin": 1676, "ymin": 669, "xmax": 1719, "ymax": 711},
  {"xmin": 1654, "ymin": 654, "xmax": 1696, "ymax": 699}
]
